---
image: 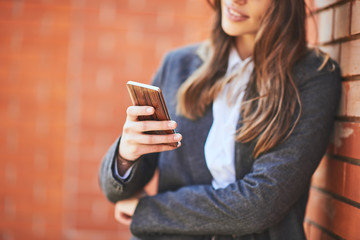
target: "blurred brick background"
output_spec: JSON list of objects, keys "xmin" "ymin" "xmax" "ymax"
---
[
  {"xmin": 305, "ymin": 0, "xmax": 360, "ymax": 239},
  {"xmin": 0, "ymin": 0, "xmax": 358, "ymax": 240},
  {"xmin": 0, "ymin": 0, "xmax": 211, "ymax": 239}
]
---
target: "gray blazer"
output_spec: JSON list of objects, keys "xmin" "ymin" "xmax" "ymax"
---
[{"xmin": 99, "ymin": 43, "xmax": 341, "ymax": 240}]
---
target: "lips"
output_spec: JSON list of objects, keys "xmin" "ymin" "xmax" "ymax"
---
[{"xmin": 225, "ymin": 2, "xmax": 249, "ymax": 22}]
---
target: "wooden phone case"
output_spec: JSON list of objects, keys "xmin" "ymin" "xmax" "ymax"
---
[{"xmin": 126, "ymin": 81, "xmax": 178, "ymax": 147}]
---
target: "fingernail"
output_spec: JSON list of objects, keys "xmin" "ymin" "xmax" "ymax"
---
[
  {"xmin": 146, "ymin": 107, "xmax": 154, "ymax": 113},
  {"xmin": 168, "ymin": 121, "xmax": 176, "ymax": 128},
  {"xmin": 174, "ymin": 134, "xmax": 182, "ymax": 141}
]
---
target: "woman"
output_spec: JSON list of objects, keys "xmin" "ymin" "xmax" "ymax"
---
[{"xmin": 99, "ymin": 0, "xmax": 341, "ymax": 239}]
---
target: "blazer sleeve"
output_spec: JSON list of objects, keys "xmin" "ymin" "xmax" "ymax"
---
[
  {"xmin": 130, "ymin": 62, "xmax": 342, "ymax": 236},
  {"xmin": 98, "ymin": 52, "xmax": 172, "ymax": 203}
]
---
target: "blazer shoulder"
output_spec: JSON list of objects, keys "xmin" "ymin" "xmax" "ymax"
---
[
  {"xmin": 293, "ymin": 49, "xmax": 341, "ymax": 87},
  {"xmin": 164, "ymin": 43, "xmax": 203, "ymax": 65},
  {"xmin": 157, "ymin": 43, "xmax": 205, "ymax": 86}
]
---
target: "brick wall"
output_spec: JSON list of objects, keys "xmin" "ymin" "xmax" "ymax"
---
[
  {"xmin": 0, "ymin": 1, "xmax": 211, "ymax": 239},
  {"xmin": 304, "ymin": 0, "xmax": 360, "ymax": 239},
  {"xmin": 0, "ymin": 1, "xmax": 69, "ymax": 239}
]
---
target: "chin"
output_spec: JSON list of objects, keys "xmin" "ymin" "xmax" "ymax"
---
[{"xmin": 221, "ymin": 23, "xmax": 242, "ymax": 37}]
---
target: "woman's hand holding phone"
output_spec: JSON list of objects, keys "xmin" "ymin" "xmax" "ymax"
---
[
  {"xmin": 117, "ymin": 81, "xmax": 182, "ymax": 174},
  {"xmin": 119, "ymin": 105, "xmax": 182, "ymax": 162}
]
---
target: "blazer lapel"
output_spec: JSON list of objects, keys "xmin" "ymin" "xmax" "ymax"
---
[
  {"xmin": 185, "ymin": 106, "xmax": 214, "ymax": 185},
  {"xmin": 235, "ymin": 116, "xmax": 256, "ymax": 180}
]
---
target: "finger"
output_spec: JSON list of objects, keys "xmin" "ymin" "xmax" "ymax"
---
[
  {"xmin": 126, "ymin": 106, "xmax": 154, "ymax": 121},
  {"xmin": 132, "ymin": 120, "xmax": 177, "ymax": 133},
  {"xmin": 136, "ymin": 142, "xmax": 182, "ymax": 156},
  {"xmin": 119, "ymin": 213, "xmax": 132, "ymax": 226},
  {"xmin": 114, "ymin": 205, "xmax": 132, "ymax": 226},
  {"xmin": 115, "ymin": 212, "xmax": 132, "ymax": 226},
  {"xmin": 121, "ymin": 140, "xmax": 181, "ymax": 159},
  {"xmin": 132, "ymin": 133, "xmax": 182, "ymax": 145}
]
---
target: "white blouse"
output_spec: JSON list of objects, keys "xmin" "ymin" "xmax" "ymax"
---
[{"xmin": 204, "ymin": 47, "xmax": 254, "ymax": 189}]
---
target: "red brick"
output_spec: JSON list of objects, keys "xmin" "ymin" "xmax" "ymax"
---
[
  {"xmin": 338, "ymin": 81, "xmax": 360, "ymax": 117},
  {"xmin": 145, "ymin": 170, "xmax": 159, "ymax": 196},
  {"xmin": 333, "ymin": 3, "xmax": 351, "ymax": 39},
  {"xmin": 317, "ymin": 8, "xmax": 334, "ymax": 43},
  {"xmin": 64, "ymin": 230, "xmax": 131, "ymax": 240},
  {"xmin": 352, "ymin": 1, "xmax": 360, "ymax": 35},
  {"xmin": 329, "ymin": 121, "xmax": 360, "ymax": 160},
  {"xmin": 311, "ymin": 156, "xmax": 345, "ymax": 197},
  {"xmin": 306, "ymin": 188, "xmax": 360, "ymax": 239},
  {"xmin": 0, "ymin": 227, "xmax": 63, "ymax": 240},
  {"xmin": 321, "ymin": 231, "xmax": 340, "ymax": 240},
  {"xmin": 344, "ymin": 163, "xmax": 360, "ymax": 203},
  {"xmin": 0, "ymin": 2, "xmax": 13, "ymax": 19},
  {"xmin": 312, "ymin": 156, "xmax": 360, "ymax": 203},
  {"xmin": 340, "ymin": 39, "xmax": 360, "ymax": 77},
  {"xmin": 314, "ymin": 0, "xmax": 342, "ymax": 9},
  {"xmin": 309, "ymin": 224, "xmax": 323, "ymax": 240},
  {"xmin": 304, "ymin": 220, "xmax": 311, "ymax": 238},
  {"xmin": 306, "ymin": 15, "xmax": 318, "ymax": 45},
  {"xmin": 305, "ymin": 0, "xmax": 315, "ymax": 11}
]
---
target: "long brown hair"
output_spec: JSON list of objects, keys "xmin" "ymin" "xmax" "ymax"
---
[{"xmin": 177, "ymin": 0, "xmax": 308, "ymax": 158}]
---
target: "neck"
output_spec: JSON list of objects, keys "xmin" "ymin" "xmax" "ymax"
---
[{"xmin": 235, "ymin": 35, "xmax": 256, "ymax": 60}]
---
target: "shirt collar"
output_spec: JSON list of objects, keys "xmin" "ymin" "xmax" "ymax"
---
[{"xmin": 226, "ymin": 47, "xmax": 252, "ymax": 75}]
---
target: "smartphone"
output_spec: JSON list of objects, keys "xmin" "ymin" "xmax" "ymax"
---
[{"xmin": 126, "ymin": 81, "xmax": 178, "ymax": 147}]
